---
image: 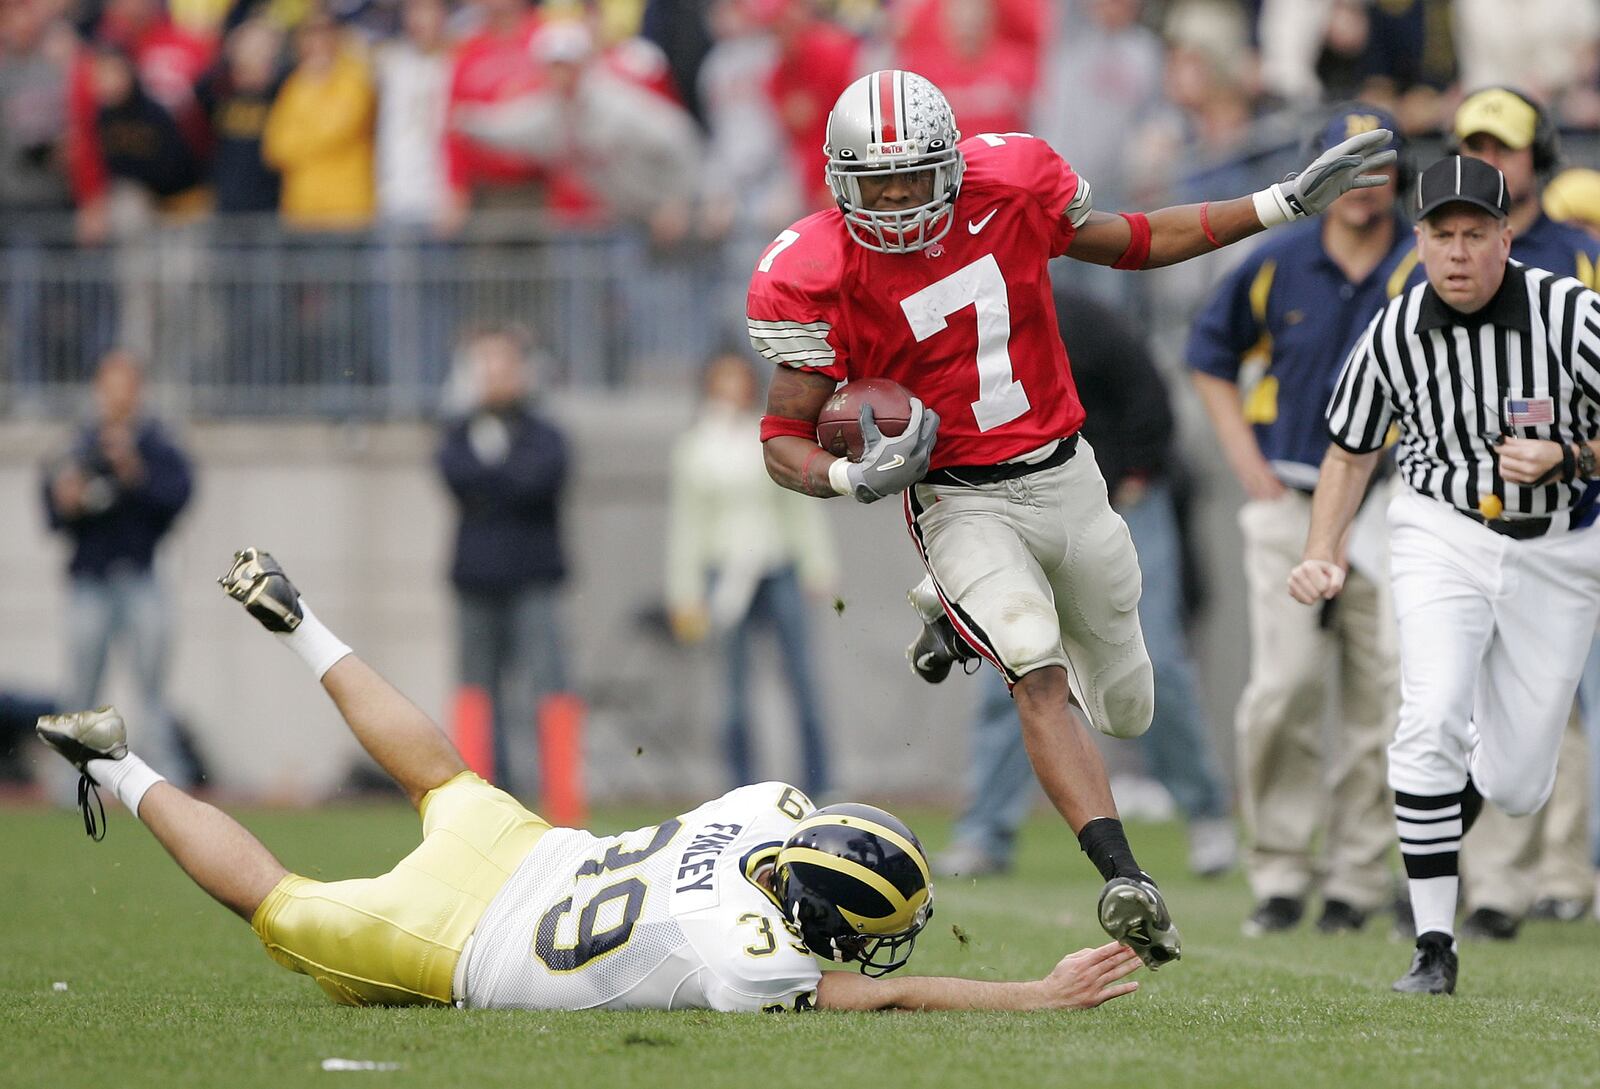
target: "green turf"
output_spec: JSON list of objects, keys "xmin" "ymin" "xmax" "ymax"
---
[{"xmin": 4, "ymin": 801, "xmax": 1599, "ymax": 1089}]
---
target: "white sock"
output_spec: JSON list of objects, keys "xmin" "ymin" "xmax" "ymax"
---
[
  {"xmin": 278, "ymin": 599, "xmax": 352, "ymax": 681},
  {"xmin": 86, "ymin": 752, "xmax": 165, "ymax": 818},
  {"xmin": 1409, "ymin": 875, "xmax": 1459, "ymax": 941}
]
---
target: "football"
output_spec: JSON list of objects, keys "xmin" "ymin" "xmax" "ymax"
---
[{"xmin": 815, "ymin": 378, "xmax": 915, "ymax": 461}]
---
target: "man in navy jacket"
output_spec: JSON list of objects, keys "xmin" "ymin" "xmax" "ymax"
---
[
  {"xmin": 437, "ymin": 326, "xmax": 570, "ymax": 797},
  {"xmin": 42, "ymin": 348, "xmax": 194, "ymax": 784}
]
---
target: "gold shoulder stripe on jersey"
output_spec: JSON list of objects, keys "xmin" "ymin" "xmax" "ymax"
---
[
  {"xmin": 1243, "ymin": 258, "xmax": 1277, "ymax": 370},
  {"xmin": 1248, "ymin": 258, "xmax": 1276, "ymax": 325},
  {"xmin": 1244, "ymin": 376, "xmax": 1279, "ymax": 425},
  {"xmin": 1388, "ymin": 249, "xmax": 1421, "ymax": 299}
]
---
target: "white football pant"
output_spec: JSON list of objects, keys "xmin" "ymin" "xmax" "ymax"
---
[
  {"xmin": 904, "ymin": 439, "xmax": 1153, "ymax": 739},
  {"xmin": 1386, "ymin": 487, "xmax": 1600, "ymax": 815}
]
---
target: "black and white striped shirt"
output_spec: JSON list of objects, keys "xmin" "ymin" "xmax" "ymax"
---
[{"xmin": 1327, "ymin": 262, "xmax": 1600, "ymax": 516}]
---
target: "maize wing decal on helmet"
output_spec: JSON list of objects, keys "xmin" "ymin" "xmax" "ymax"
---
[{"xmin": 824, "ymin": 70, "xmax": 964, "ymax": 254}]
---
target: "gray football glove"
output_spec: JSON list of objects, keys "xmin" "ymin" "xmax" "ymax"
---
[
  {"xmin": 1259, "ymin": 129, "xmax": 1397, "ymax": 223},
  {"xmin": 842, "ymin": 400, "xmax": 939, "ymax": 504}
]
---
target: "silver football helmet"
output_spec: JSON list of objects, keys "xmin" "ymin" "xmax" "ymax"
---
[{"xmin": 824, "ymin": 70, "xmax": 964, "ymax": 254}]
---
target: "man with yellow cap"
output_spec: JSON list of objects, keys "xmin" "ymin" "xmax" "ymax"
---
[{"xmin": 1451, "ymin": 86, "xmax": 1600, "ymax": 286}]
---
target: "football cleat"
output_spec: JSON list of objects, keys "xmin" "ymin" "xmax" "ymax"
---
[
  {"xmin": 1241, "ymin": 896, "xmax": 1304, "ymax": 937},
  {"xmin": 219, "ymin": 547, "xmax": 303, "ymax": 632},
  {"xmin": 905, "ymin": 614, "xmax": 978, "ymax": 684},
  {"xmin": 1459, "ymin": 906, "xmax": 1520, "ymax": 942},
  {"xmin": 1315, "ymin": 899, "xmax": 1369, "ymax": 935},
  {"xmin": 1392, "ymin": 931, "xmax": 1457, "ymax": 995},
  {"xmin": 1528, "ymin": 896, "xmax": 1592, "ymax": 923},
  {"xmin": 1098, "ymin": 876, "xmax": 1182, "ymax": 969},
  {"xmin": 1186, "ymin": 817, "xmax": 1238, "ymax": 878},
  {"xmin": 933, "ymin": 840, "xmax": 1010, "ymax": 879},
  {"xmin": 36, "ymin": 706, "xmax": 128, "ymax": 841}
]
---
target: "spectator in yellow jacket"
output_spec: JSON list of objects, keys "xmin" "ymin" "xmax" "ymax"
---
[{"xmin": 262, "ymin": 11, "xmax": 374, "ymax": 228}]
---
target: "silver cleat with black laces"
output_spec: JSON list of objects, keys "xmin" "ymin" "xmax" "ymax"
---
[
  {"xmin": 36, "ymin": 706, "xmax": 129, "ymax": 841},
  {"xmin": 218, "ymin": 547, "xmax": 304, "ymax": 632}
]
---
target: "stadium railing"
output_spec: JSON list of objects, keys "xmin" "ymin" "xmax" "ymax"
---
[{"xmin": 0, "ymin": 210, "xmax": 756, "ymax": 418}]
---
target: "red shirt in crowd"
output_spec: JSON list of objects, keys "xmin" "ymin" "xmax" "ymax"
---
[
  {"xmin": 765, "ymin": 15, "xmax": 858, "ymax": 210},
  {"xmin": 892, "ymin": 0, "xmax": 1044, "ymax": 137},
  {"xmin": 99, "ymin": 11, "xmax": 215, "ymax": 121},
  {"xmin": 444, "ymin": 10, "xmax": 547, "ymax": 197}
]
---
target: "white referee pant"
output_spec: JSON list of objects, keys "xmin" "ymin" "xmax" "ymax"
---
[
  {"xmin": 1386, "ymin": 488, "xmax": 1600, "ymax": 815},
  {"xmin": 904, "ymin": 438, "xmax": 1154, "ymax": 739}
]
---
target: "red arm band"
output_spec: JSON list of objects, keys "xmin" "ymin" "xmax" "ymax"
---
[
  {"xmin": 1199, "ymin": 201, "xmax": 1222, "ymax": 248},
  {"xmin": 1113, "ymin": 212, "xmax": 1152, "ymax": 270},
  {"xmin": 760, "ymin": 414, "xmax": 818, "ymax": 443}
]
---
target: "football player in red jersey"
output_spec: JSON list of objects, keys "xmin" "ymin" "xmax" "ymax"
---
[{"xmin": 747, "ymin": 69, "xmax": 1394, "ymax": 966}]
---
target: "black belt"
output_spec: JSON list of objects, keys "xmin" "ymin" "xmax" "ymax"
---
[
  {"xmin": 1458, "ymin": 509, "xmax": 1552, "ymax": 539},
  {"xmin": 922, "ymin": 433, "xmax": 1079, "ymax": 487}
]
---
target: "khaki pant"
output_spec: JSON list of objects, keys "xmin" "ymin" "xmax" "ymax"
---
[
  {"xmin": 1463, "ymin": 705, "xmax": 1594, "ymax": 915},
  {"xmin": 1237, "ymin": 491, "xmax": 1397, "ymax": 909}
]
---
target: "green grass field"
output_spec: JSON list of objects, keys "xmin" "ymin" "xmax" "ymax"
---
[{"xmin": 5, "ymin": 801, "xmax": 1599, "ymax": 1089}]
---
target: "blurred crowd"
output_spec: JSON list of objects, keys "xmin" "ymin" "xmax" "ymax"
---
[{"xmin": 2, "ymin": 0, "xmax": 1598, "ymax": 248}]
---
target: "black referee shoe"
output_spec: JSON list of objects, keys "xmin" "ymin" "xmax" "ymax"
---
[{"xmin": 1392, "ymin": 931, "xmax": 1457, "ymax": 995}]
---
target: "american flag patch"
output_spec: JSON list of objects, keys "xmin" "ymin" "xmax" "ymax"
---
[{"xmin": 1504, "ymin": 397, "xmax": 1554, "ymax": 426}]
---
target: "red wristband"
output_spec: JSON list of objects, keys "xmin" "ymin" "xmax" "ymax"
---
[
  {"xmin": 1199, "ymin": 201, "xmax": 1221, "ymax": 248},
  {"xmin": 1113, "ymin": 212, "xmax": 1152, "ymax": 270},
  {"xmin": 760, "ymin": 414, "xmax": 818, "ymax": 442}
]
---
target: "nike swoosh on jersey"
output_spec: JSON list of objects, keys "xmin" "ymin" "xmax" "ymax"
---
[
  {"xmin": 968, "ymin": 210, "xmax": 998, "ymax": 234},
  {"xmin": 878, "ymin": 454, "xmax": 907, "ymax": 471}
]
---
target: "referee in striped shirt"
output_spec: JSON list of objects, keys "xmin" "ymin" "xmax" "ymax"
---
[{"xmin": 1289, "ymin": 155, "xmax": 1600, "ymax": 995}]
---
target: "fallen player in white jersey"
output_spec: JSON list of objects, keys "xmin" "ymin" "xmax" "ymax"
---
[{"xmin": 36, "ymin": 548, "xmax": 1144, "ymax": 1013}]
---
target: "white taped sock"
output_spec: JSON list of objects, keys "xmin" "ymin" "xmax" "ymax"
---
[
  {"xmin": 86, "ymin": 753, "xmax": 165, "ymax": 818},
  {"xmin": 278, "ymin": 599, "xmax": 352, "ymax": 681},
  {"xmin": 1409, "ymin": 875, "xmax": 1459, "ymax": 941}
]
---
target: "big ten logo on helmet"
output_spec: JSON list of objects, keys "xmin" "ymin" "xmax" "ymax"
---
[
  {"xmin": 871, "ymin": 142, "xmax": 909, "ymax": 156},
  {"xmin": 1346, "ymin": 114, "xmax": 1383, "ymax": 139}
]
